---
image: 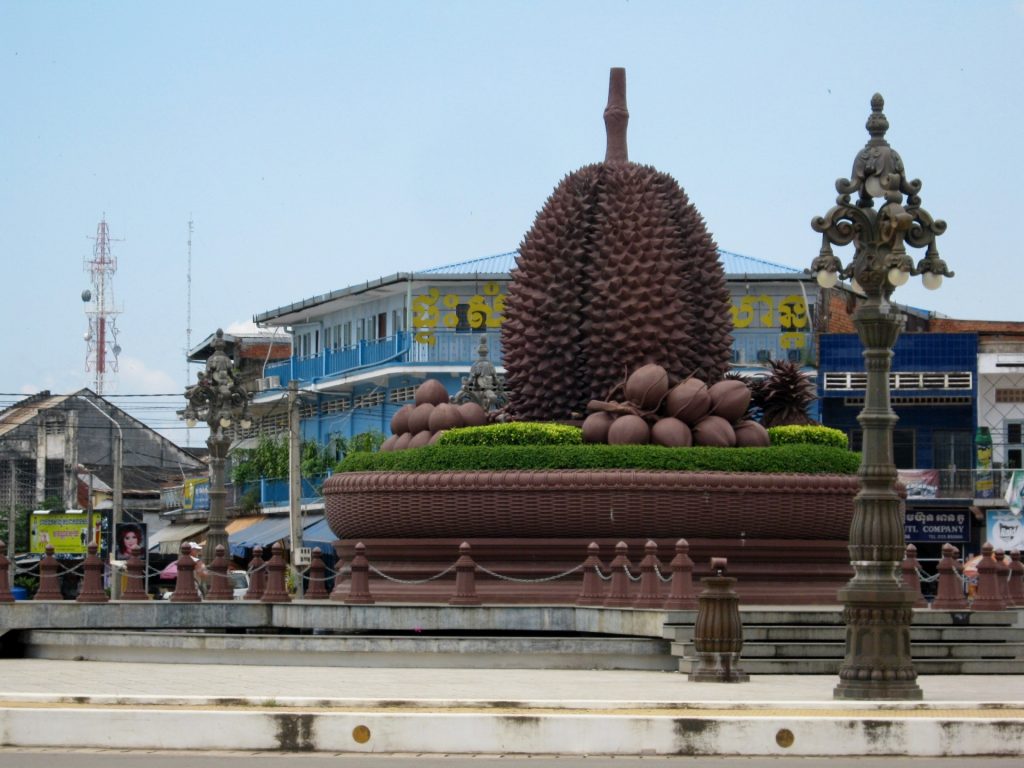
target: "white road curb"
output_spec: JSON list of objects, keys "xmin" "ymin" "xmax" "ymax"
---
[{"xmin": 1, "ymin": 707, "xmax": 1022, "ymax": 756}]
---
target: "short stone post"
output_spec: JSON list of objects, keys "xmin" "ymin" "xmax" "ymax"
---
[
  {"xmin": 664, "ymin": 538, "xmax": 698, "ymax": 610},
  {"xmin": 931, "ymin": 543, "xmax": 968, "ymax": 610},
  {"xmin": 0, "ymin": 542, "xmax": 15, "ymax": 603},
  {"xmin": 603, "ymin": 541, "xmax": 633, "ymax": 607},
  {"xmin": 901, "ymin": 544, "xmax": 927, "ymax": 608},
  {"xmin": 170, "ymin": 542, "xmax": 202, "ymax": 603},
  {"xmin": 689, "ymin": 557, "xmax": 749, "ymax": 683},
  {"xmin": 121, "ymin": 546, "xmax": 149, "ymax": 600},
  {"xmin": 345, "ymin": 543, "xmax": 375, "ymax": 605},
  {"xmin": 244, "ymin": 546, "xmax": 266, "ymax": 600},
  {"xmin": 260, "ymin": 543, "xmax": 292, "ymax": 603},
  {"xmin": 205, "ymin": 545, "xmax": 234, "ymax": 600},
  {"xmin": 634, "ymin": 540, "xmax": 663, "ymax": 608},
  {"xmin": 305, "ymin": 547, "xmax": 329, "ymax": 600},
  {"xmin": 449, "ymin": 541, "xmax": 481, "ymax": 606},
  {"xmin": 1008, "ymin": 550, "xmax": 1024, "ymax": 608},
  {"xmin": 994, "ymin": 549, "xmax": 1012, "ymax": 607},
  {"xmin": 575, "ymin": 542, "xmax": 605, "ymax": 606},
  {"xmin": 34, "ymin": 545, "xmax": 63, "ymax": 600},
  {"xmin": 75, "ymin": 542, "xmax": 109, "ymax": 603},
  {"xmin": 971, "ymin": 542, "xmax": 1006, "ymax": 611}
]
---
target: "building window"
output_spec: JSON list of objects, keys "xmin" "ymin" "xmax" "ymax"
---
[
  {"xmin": 343, "ymin": 322, "xmax": 352, "ymax": 347},
  {"xmin": 850, "ymin": 429, "xmax": 916, "ymax": 469},
  {"xmin": 996, "ymin": 389, "xmax": 1024, "ymax": 403},
  {"xmin": 933, "ymin": 430, "xmax": 973, "ymax": 470},
  {"xmin": 455, "ymin": 303, "xmax": 471, "ymax": 333},
  {"xmin": 1007, "ymin": 421, "xmax": 1024, "ymax": 469}
]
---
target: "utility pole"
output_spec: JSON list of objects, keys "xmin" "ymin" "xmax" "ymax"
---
[
  {"xmin": 7, "ymin": 458, "xmax": 15, "ymax": 583},
  {"xmin": 288, "ymin": 380, "xmax": 303, "ymax": 598}
]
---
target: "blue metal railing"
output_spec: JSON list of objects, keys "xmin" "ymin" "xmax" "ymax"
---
[
  {"xmin": 262, "ymin": 331, "xmax": 503, "ymax": 388},
  {"xmin": 257, "ymin": 474, "xmax": 330, "ymax": 507},
  {"xmin": 262, "ymin": 328, "xmax": 809, "ymax": 390}
]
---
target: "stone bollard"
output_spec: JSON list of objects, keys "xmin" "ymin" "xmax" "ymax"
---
[
  {"xmin": 0, "ymin": 542, "xmax": 15, "ymax": 603},
  {"xmin": 34, "ymin": 545, "xmax": 63, "ymax": 600},
  {"xmin": 971, "ymin": 542, "xmax": 1006, "ymax": 611},
  {"xmin": 449, "ymin": 542, "xmax": 481, "ymax": 606},
  {"xmin": 995, "ymin": 549, "xmax": 1012, "ymax": 607},
  {"xmin": 603, "ymin": 541, "xmax": 634, "ymax": 608},
  {"xmin": 305, "ymin": 547, "xmax": 329, "ymax": 600},
  {"xmin": 244, "ymin": 546, "xmax": 267, "ymax": 600},
  {"xmin": 931, "ymin": 543, "xmax": 968, "ymax": 610},
  {"xmin": 345, "ymin": 543, "xmax": 375, "ymax": 605},
  {"xmin": 575, "ymin": 542, "xmax": 606, "ymax": 606},
  {"xmin": 76, "ymin": 543, "xmax": 109, "ymax": 603},
  {"xmin": 689, "ymin": 557, "xmax": 749, "ymax": 683},
  {"xmin": 205, "ymin": 545, "xmax": 234, "ymax": 600},
  {"xmin": 260, "ymin": 543, "xmax": 292, "ymax": 603},
  {"xmin": 1008, "ymin": 550, "xmax": 1024, "ymax": 608},
  {"xmin": 121, "ymin": 546, "xmax": 149, "ymax": 600},
  {"xmin": 170, "ymin": 542, "xmax": 202, "ymax": 603},
  {"xmin": 901, "ymin": 544, "xmax": 928, "ymax": 608},
  {"xmin": 633, "ymin": 540, "xmax": 663, "ymax": 608},
  {"xmin": 664, "ymin": 538, "xmax": 699, "ymax": 610}
]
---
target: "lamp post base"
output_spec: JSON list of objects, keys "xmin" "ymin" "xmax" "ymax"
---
[{"xmin": 833, "ymin": 583, "xmax": 922, "ymax": 700}]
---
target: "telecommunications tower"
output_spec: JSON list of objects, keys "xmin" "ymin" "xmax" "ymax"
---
[{"xmin": 82, "ymin": 216, "xmax": 122, "ymax": 395}]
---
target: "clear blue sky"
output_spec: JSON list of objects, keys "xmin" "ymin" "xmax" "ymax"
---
[{"xmin": 2, "ymin": 0, "xmax": 1022, "ymax": 440}]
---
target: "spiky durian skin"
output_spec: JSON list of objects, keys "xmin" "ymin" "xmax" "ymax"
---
[{"xmin": 502, "ymin": 162, "xmax": 733, "ymax": 421}]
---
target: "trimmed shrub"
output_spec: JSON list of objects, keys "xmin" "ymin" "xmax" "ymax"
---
[
  {"xmin": 768, "ymin": 425, "xmax": 848, "ymax": 450},
  {"xmin": 337, "ymin": 443, "xmax": 860, "ymax": 475},
  {"xmin": 437, "ymin": 422, "xmax": 583, "ymax": 447}
]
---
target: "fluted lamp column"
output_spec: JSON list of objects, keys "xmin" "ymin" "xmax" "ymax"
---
[
  {"xmin": 182, "ymin": 329, "xmax": 253, "ymax": 562},
  {"xmin": 809, "ymin": 94, "xmax": 952, "ymax": 700}
]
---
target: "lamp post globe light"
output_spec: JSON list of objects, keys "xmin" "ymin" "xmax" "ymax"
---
[
  {"xmin": 810, "ymin": 94, "xmax": 951, "ymax": 700},
  {"xmin": 182, "ymin": 329, "xmax": 252, "ymax": 562}
]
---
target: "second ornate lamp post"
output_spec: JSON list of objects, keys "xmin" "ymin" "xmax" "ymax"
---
[
  {"xmin": 182, "ymin": 329, "xmax": 252, "ymax": 562},
  {"xmin": 810, "ymin": 94, "xmax": 952, "ymax": 700}
]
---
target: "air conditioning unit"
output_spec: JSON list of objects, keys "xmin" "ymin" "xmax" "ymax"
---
[{"xmin": 256, "ymin": 376, "xmax": 281, "ymax": 392}]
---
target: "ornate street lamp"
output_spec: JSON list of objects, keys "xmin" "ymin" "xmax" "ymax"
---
[
  {"xmin": 182, "ymin": 329, "xmax": 252, "ymax": 562},
  {"xmin": 810, "ymin": 94, "xmax": 951, "ymax": 700}
]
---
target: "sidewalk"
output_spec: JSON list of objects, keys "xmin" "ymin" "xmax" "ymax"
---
[{"xmin": 1, "ymin": 659, "xmax": 1022, "ymax": 756}]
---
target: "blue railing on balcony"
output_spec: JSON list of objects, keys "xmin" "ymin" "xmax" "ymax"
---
[
  {"xmin": 262, "ymin": 331, "xmax": 504, "ymax": 388},
  {"xmin": 262, "ymin": 328, "xmax": 811, "ymax": 389},
  {"xmin": 257, "ymin": 474, "xmax": 330, "ymax": 507}
]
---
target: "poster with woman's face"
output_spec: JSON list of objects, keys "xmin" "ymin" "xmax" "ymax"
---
[{"xmin": 115, "ymin": 523, "xmax": 147, "ymax": 561}]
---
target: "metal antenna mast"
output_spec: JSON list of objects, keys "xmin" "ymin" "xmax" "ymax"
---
[
  {"xmin": 82, "ymin": 215, "xmax": 122, "ymax": 395},
  {"xmin": 186, "ymin": 216, "xmax": 194, "ymax": 385}
]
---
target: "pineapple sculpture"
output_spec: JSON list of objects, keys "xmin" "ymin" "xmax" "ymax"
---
[{"xmin": 502, "ymin": 69, "xmax": 733, "ymax": 421}]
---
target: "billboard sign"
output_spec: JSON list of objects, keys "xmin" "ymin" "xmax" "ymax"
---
[
  {"xmin": 904, "ymin": 507, "xmax": 970, "ymax": 543},
  {"xmin": 182, "ymin": 478, "xmax": 210, "ymax": 511},
  {"xmin": 29, "ymin": 510, "xmax": 111, "ymax": 556},
  {"xmin": 986, "ymin": 509, "xmax": 1024, "ymax": 552}
]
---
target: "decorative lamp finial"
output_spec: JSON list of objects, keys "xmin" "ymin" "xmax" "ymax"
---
[
  {"xmin": 604, "ymin": 68, "xmax": 629, "ymax": 165},
  {"xmin": 865, "ymin": 93, "xmax": 889, "ymax": 145}
]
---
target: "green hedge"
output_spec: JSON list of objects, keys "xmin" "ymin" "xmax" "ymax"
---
[
  {"xmin": 338, "ymin": 443, "xmax": 860, "ymax": 475},
  {"xmin": 437, "ymin": 422, "xmax": 583, "ymax": 446},
  {"xmin": 768, "ymin": 425, "xmax": 848, "ymax": 449}
]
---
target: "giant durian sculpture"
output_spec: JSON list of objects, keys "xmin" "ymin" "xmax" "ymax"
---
[{"xmin": 502, "ymin": 69, "xmax": 734, "ymax": 421}]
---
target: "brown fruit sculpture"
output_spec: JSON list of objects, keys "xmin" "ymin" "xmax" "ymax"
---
[{"xmin": 502, "ymin": 68, "xmax": 733, "ymax": 421}]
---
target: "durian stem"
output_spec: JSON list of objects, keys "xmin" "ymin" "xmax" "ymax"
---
[{"xmin": 604, "ymin": 67, "xmax": 629, "ymax": 165}]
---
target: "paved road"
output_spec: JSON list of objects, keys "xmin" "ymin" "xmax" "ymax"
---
[{"xmin": 1, "ymin": 752, "xmax": 1022, "ymax": 767}]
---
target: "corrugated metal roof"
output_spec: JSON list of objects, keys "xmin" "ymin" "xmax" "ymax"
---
[
  {"xmin": 0, "ymin": 393, "xmax": 72, "ymax": 439},
  {"xmin": 419, "ymin": 251, "xmax": 519, "ymax": 275},
  {"xmin": 716, "ymin": 249, "xmax": 803, "ymax": 276},
  {"xmin": 420, "ymin": 249, "xmax": 802, "ymax": 277}
]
